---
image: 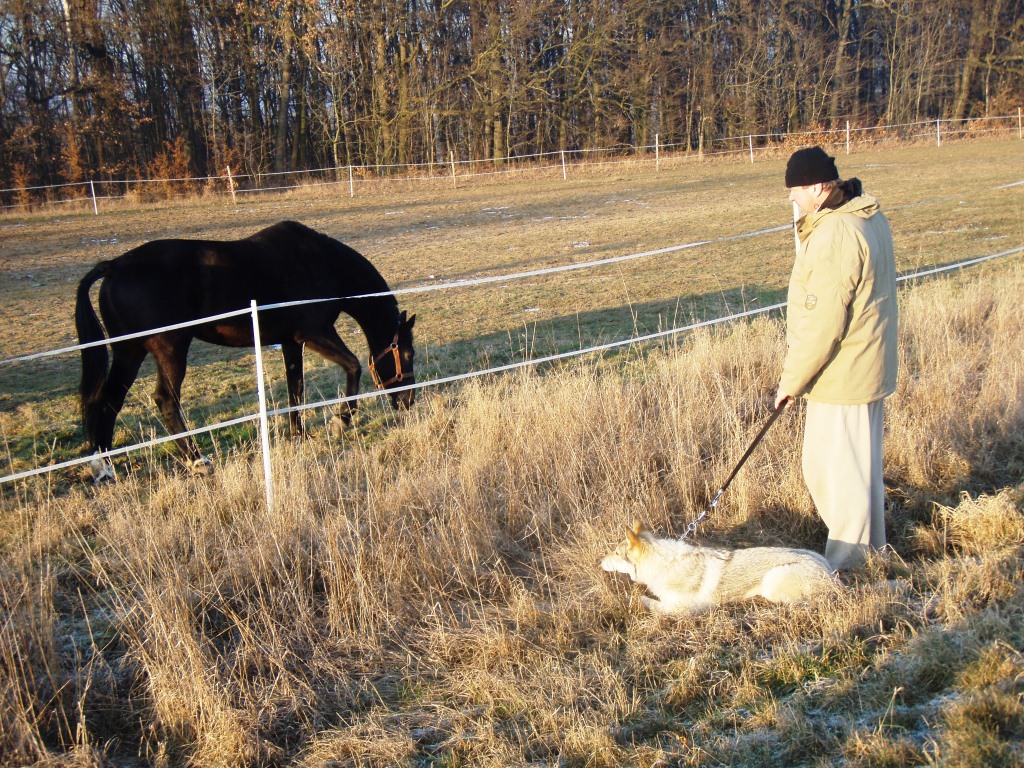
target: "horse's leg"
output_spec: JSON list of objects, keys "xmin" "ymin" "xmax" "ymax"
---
[
  {"xmin": 88, "ymin": 341, "xmax": 147, "ymax": 481},
  {"xmin": 147, "ymin": 334, "xmax": 205, "ymax": 466},
  {"xmin": 280, "ymin": 340, "xmax": 305, "ymax": 437},
  {"xmin": 94, "ymin": 341, "xmax": 147, "ymax": 452},
  {"xmin": 300, "ymin": 329, "xmax": 362, "ymax": 428}
]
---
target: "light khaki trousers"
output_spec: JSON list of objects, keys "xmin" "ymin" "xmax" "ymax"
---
[{"xmin": 802, "ymin": 399, "xmax": 886, "ymax": 571}]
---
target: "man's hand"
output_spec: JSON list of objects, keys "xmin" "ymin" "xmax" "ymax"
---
[{"xmin": 774, "ymin": 389, "xmax": 794, "ymax": 410}]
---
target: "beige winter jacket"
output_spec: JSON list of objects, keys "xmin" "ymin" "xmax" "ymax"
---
[{"xmin": 780, "ymin": 190, "xmax": 898, "ymax": 404}]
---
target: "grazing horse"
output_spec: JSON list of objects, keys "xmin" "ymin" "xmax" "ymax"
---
[{"xmin": 75, "ymin": 220, "xmax": 416, "ymax": 471}]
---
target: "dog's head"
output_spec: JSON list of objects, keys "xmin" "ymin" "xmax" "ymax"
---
[{"xmin": 600, "ymin": 520, "xmax": 650, "ymax": 581}]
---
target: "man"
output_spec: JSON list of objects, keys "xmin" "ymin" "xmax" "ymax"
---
[{"xmin": 774, "ymin": 146, "xmax": 898, "ymax": 571}]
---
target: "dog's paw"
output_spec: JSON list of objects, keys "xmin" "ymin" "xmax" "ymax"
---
[{"xmin": 641, "ymin": 596, "xmax": 664, "ymax": 612}]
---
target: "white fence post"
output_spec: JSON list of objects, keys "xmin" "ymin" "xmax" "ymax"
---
[
  {"xmin": 561, "ymin": 149, "xmax": 567, "ymax": 180},
  {"xmin": 1019, "ymin": 107, "xmax": 1022, "ymax": 139},
  {"xmin": 748, "ymin": 135, "xmax": 754, "ymax": 163},
  {"xmin": 250, "ymin": 300, "xmax": 274, "ymax": 511},
  {"xmin": 937, "ymin": 119, "xmax": 942, "ymax": 147},
  {"xmin": 348, "ymin": 165, "xmax": 354, "ymax": 197},
  {"xmin": 89, "ymin": 181, "xmax": 98, "ymax": 215},
  {"xmin": 846, "ymin": 120, "xmax": 851, "ymax": 155},
  {"xmin": 450, "ymin": 151, "xmax": 457, "ymax": 188},
  {"xmin": 226, "ymin": 166, "xmax": 236, "ymax": 204},
  {"xmin": 655, "ymin": 134, "xmax": 660, "ymax": 171}
]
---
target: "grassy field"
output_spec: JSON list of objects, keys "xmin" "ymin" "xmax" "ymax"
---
[{"xmin": 1, "ymin": 139, "xmax": 1023, "ymax": 766}]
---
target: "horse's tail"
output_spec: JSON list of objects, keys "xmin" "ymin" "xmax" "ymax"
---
[{"xmin": 75, "ymin": 261, "xmax": 112, "ymax": 446}]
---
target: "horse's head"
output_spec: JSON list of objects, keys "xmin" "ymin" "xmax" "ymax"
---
[{"xmin": 369, "ymin": 310, "xmax": 417, "ymax": 410}]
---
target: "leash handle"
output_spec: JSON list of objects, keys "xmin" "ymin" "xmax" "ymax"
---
[
  {"xmin": 718, "ymin": 399, "xmax": 788, "ymax": 494},
  {"xmin": 679, "ymin": 400, "xmax": 788, "ymax": 540}
]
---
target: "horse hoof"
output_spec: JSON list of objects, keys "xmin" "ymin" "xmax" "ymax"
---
[
  {"xmin": 329, "ymin": 415, "xmax": 350, "ymax": 438},
  {"xmin": 191, "ymin": 457, "xmax": 215, "ymax": 476},
  {"xmin": 88, "ymin": 455, "xmax": 116, "ymax": 484}
]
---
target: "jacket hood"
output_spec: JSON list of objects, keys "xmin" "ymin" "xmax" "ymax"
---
[
  {"xmin": 796, "ymin": 179, "xmax": 880, "ymax": 241},
  {"xmin": 826, "ymin": 177, "xmax": 863, "ymax": 207}
]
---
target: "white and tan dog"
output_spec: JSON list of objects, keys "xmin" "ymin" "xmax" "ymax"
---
[{"xmin": 601, "ymin": 521, "xmax": 836, "ymax": 615}]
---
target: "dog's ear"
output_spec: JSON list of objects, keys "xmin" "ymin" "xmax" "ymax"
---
[
  {"xmin": 631, "ymin": 519, "xmax": 645, "ymax": 535},
  {"xmin": 625, "ymin": 527, "xmax": 643, "ymax": 549}
]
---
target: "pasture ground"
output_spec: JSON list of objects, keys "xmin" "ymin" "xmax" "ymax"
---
[{"xmin": 1, "ymin": 138, "xmax": 1023, "ymax": 766}]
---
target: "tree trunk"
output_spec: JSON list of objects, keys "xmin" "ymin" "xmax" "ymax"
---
[
  {"xmin": 275, "ymin": 4, "xmax": 295, "ymax": 172},
  {"xmin": 829, "ymin": 0, "xmax": 856, "ymax": 123},
  {"xmin": 951, "ymin": 0, "xmax": 1000, "ymax": 121}
]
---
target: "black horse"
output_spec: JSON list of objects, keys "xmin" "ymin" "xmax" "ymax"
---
[{"xmin": 75, "ymin": 220, "xmax": 416, "ymax": 468}]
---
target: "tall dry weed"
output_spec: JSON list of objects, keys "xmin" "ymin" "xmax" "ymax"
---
[
  {"xmin": 888, "ymin": 269, "xmax": 1024, "ymax": 493},
  {"xmin": 0, "ymin": 565, "xmax": 62, "ymax": 762}
]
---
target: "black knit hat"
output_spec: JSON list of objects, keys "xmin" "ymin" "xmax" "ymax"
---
[{"xmin": 785, "ymin": 147, "xmax": 839, "ymax": 188}]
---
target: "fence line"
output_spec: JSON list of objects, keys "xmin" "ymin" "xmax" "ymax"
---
[
  {"xmin": 2, "ymin": 113, "xmax": 1021, "ymax": 213},
  {"xmin": 268, "ymin": 242, "xmax": 1024, "ymax": 424},
  {"xmin": 1, "ymin": 242, "xmax": 1021, "ymax": 487}
]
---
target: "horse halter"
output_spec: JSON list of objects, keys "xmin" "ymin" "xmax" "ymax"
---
[{"xmin": 368, "ymin": 330, "xmax": 409, "ymax": 389}]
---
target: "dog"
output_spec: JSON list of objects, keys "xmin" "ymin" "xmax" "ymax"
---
[{"xmin": 600, "ymin": 521, "xmax": 836, "ymax": 615}]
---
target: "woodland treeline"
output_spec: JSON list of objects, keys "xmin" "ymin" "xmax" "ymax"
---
[{"xmin": 1, "ymin": 0, "xmax": 1021, "ymax": 191}]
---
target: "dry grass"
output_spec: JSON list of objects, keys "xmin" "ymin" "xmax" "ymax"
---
[
  {"xmin": 2, "ymin": 254, "xmax": 1024, "ymax": 765},
  {"xmin": 2, "ymin": 137, "xmax": 1024, "ymax": 766}
]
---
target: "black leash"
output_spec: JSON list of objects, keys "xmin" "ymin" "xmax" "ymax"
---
[{"xmin": 679, "ymin": 399, "xmax": 789, "ymax": 541}]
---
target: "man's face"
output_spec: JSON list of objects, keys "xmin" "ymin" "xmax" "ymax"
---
[{"xmin": 789, "ymin": 183, "xmax": 825, "ymax": 215}]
